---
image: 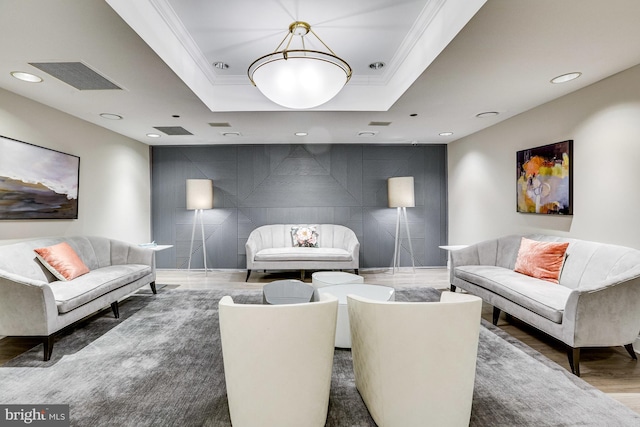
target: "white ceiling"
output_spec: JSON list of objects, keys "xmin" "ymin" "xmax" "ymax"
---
[{"xmin": 2, "ymin": 0, "xmax": 640, "ymax": 146}]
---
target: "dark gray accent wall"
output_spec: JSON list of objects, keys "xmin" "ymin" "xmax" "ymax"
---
[{"xmin": 151, "ymin": 144, "xmax": 447, "ymax": 269}]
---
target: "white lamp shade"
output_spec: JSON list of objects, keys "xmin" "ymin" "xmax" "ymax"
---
[
  {"xmin": 251, "ymin": 53, "xmax": 349, "ymax": 109},
  {"xmin": 388, "ymin": 176, "xmax": 415, "ymax": 208},
  {"xmin": 186, "ymin": 179, "xmax": 213, "ymax": 210}
]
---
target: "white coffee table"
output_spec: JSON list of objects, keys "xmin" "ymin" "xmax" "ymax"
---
[
  {"xmin": 311, "ymin": 271, "xmax": 364, "ymax": 301},
  {"xmin": 318, "ymin": 284, "xmax": 395, "ymax": 348}
]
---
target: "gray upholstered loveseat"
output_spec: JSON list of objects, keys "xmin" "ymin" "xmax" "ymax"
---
[
  {"xmin": 0, "ymin": 236, "xmax": 156, "ymax": 360},
  {"xmin": 245, "ymin": 224, "xmax": 359, "ymax": 281},
  {"xmin": 450, "ymin": 234, "xmax": 640, "ymax": 376}
]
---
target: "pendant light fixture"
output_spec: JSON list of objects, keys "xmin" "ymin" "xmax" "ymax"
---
[{"xmin": 248, "ymin": 21, "xmax": 352, "ymax": 109}]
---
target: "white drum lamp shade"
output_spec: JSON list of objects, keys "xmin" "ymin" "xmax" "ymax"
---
[
  {"xmin": 388, "ymin": 177, "xmax": 415, "ymax": 208},
  {"xmin": 186, "ymin": 179, "xmax": 213, "ymax": 210}
]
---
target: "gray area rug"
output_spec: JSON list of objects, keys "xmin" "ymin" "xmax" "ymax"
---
[{"xmin": 2, "ymin": 287, "xmax": 639, "ymax": 426}]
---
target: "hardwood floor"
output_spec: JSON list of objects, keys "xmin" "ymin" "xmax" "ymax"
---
[{"xmin": 2, "ymin": 267, "xmax": 639, "ymax": 414}]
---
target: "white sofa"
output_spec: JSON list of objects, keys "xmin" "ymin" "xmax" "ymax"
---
[
  {"xmin": 450, "ymin": 234, "xmax": 640, "ymax": 376},
  {"xmin": 245, "ymin": 224, "xmax": 359, "ymax": 281},
  {"xmin": 0, "ymin": 236, "xmax": 156, "ymax": 360}
]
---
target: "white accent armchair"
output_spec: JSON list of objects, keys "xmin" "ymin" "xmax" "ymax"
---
[
  {"xmin": 218, "ymin": 293, "xmax": 338, "ymax": 427},
  {"xmin": 347, "ymin": 291, "xmax": 482, "ymax": 427}
]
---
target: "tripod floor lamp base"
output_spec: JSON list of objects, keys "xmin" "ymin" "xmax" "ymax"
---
[
  {"xmin": 188, "ymin": 209, "xmax": 208, "ymax": 275},
  {"xmin": 392, "ymin": 206, "xmax": 415, "ymax": 274}
]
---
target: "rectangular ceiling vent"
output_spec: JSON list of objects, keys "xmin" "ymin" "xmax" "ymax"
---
[
  {"xmin": 208, "ymin": 122, "xmax": 231, "ymax": 127},
  {"xmin": 29, "ymin": 62, "xmax": 122, "ymax": 90},
  {"xmin": 153, "ymin": 126, "xmax": 193, "ymax": 136},
  {"xmin": 368, "ymin": 121, "xmax": 392, "ymax": 126}
]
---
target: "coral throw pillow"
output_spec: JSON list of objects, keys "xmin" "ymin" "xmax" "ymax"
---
[
  {"xmin": 34, "ymin": 242, "xmax": 90, "ymax": 281},
  {"xmin": 514, "ymin": 237, "xmax": 569, "ymax": 284},
  {"xmin": 291, "ymin": 226, "xmax": 319, "ymax": 248}
]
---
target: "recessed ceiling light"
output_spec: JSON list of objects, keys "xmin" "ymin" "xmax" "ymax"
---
[
  {"xmin": 551, "ymin": 72, "xmax": 582, "ymax": 84},
  {"xmin": 222, "ymin": 132, "xmax": 241, "ymax": 137},
  {"xmin": 294, "ymin": 132, "xmax": 308, "ymax": 137},
  {"xmin": 172, "ymin": 114, "xmax": 180, "ymax": 118},
  {"xmin": 10, "ymin": 71, "xmax": 42, "ymax": 83},
  {"xmin": 475, "ymin": 111, "xmax": 499, "ymax": 118},
  {"xmin": 369, "ymin": 62, "xmax": 385, "ymax": 70},
  {"xmin": 439, "ymin": 132, "xmax": 453, "ymax": 136},
  {"xmin": 99, "ymin": 113, "xmax": 123, "ymax": 120},
  {"xmin": 357, "ymin": 131, "xmax": 377, "ymax": 137},
  {"xmin": 213, "ymin": 62, "xmax": 229, "ymax": 70},
  {"xmin": 409, "ymin": 113, "xmax": 418, "ymax": 117},
  {"xmin": 146, "ymin": 133, "xmax": 161, "ymax": 138}
]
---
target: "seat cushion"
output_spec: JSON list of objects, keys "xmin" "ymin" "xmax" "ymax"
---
[
  {"xmin": 255, "ymin": 247, "xmax": 352, "ymax": 262},
  {"xmin": 455, "ymin": 265, "xmax": 572, "ymax": 323},
  {"xmin": 49, "ymin": 264, "xmax": 152, "ymax": 314}
]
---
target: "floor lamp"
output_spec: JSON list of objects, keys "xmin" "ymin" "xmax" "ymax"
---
[
  {"xmin": 186, "ymin": 179, "xmax": 213, "ymax": 274},
  {"xmin": 388, "ymin": 176, "xmax": 415, "ymax": 273}
]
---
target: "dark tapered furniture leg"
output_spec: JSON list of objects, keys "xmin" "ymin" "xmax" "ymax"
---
[
  {"xmin": 450, "ymin": 285, "xmax": 457, "ymax": 292},
  {"xmin": 111, "ymin": 301, "xmax": 120, "ymax": 319},
  {"xmin": 245, "ymin": 270, "xmax": 251, "ymax": 282},
  {"xmin": 150, "ymin": 281, "xmax": 157, "ymax": 294},
  {"xmin": 355, "ymin": 269, "xmax": 359, "ymax": 275},
  {"xmin": 42, "ymin": 336, "xmax": 54, "ymax": 361},
  {"xmin": 567, "ymin": 347, "xmax": 581, "ymax": 376},
  {"xmin": 492, "ymin": 307, "xmax": 501, "ymax": 326},
  {"xmin": 624, "ymin": 344, "xmax": 638, "ymax": 360}
]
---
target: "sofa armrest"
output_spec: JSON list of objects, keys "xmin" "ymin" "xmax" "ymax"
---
[
  {"xmin": 450, "ymin": 245, "xmax": 483, "ymax": 268},
  {"xmin": 245, "ymin": 239, "xmax": 259, "ymax": 268},
  {"xmin": 347, "ymin": 240, "xmax": 360, "ymax": 266},
  {"xmin": 345, "ymin": 237, "xmax": 360, "ymax": 255},
  {"xmin": 450, "ymin": 245, "xmax": 484, "ymax": 285},
  {"xmin": 110, "ymin": 240, "xmax": 154, "ymax": 267},
  {"xmin": 0, "ymin": 271, "xmax": 58, "ymax": 336},
  {"xmin": 126, "ymin": 245, "xmax": 155, "ymax": 267},
  {"xmin": 563, "ymin": 272, "xmax": 640, "ymax": 347}
]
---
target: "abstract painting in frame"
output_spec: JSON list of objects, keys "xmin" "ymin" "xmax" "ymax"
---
[
  {"xmin": 0, "ymin": 135, "xmax": 80, "ymax": 219},
  {"xmin": 516, "ymin": 140, "xmax": 572, "ymax": 215}
]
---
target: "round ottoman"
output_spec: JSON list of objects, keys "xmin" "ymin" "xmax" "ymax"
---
[
  {"xmin": 318, "ymin": 284, "xmax": 395, "ymax": 348},
  {"xmin": 311, "ymin": 271, "xmax": 364, "ymax": 301}
]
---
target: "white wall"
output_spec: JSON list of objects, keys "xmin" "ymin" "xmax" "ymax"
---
[
  {"xmin": 448, "ymin": 64, "xmax": 640, "ymax": 249},
  {"xmin": 0, "ymin": 88, "xmax": 151, "ymax": 244}
]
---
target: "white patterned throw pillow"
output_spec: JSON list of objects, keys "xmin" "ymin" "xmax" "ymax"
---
[{"xmin": 291, "ymin": 225, "xmax": 319, "ymax": 248}]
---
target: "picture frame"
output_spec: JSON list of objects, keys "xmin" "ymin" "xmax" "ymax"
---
[
  {"xmin": 516, "ymin": 140, "xmax": 572, "ymax": 215},
  {"xmin": 0, "ymin": 135, "xmax": 80, "ymax": 220}
]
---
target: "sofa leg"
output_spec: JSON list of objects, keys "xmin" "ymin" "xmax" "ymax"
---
[
  {"xmin": 150, "ymin": 281, "xmax": 157, "ymax": 294},
  {"xmin": 450, "ymin": 285, "xmax": 457, "ymax": 292},
  {"xmin": 111, "ymin": 301, "xmax": 120, "ymax": 319},
  {"xmin": 354, "ymin": 269, "xmax": 359, "ymax": 276},
  {"xmin": 624, "ymin": 343, "xmax": 638, "ymax": 360},
  {"xmin": 41, "ymin": 336, "xmax": 54, "ymax": 361},
  {"xmin": 245, "ymin": 270, "xmax": 251, "ymax": 282},
  {"xmin": 492, "ymin": 307, "xmax": 501, "ymax": 325},
  {"xmin": 567, "ymin": 347, "xmax": 581, "ymax": 376}
]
